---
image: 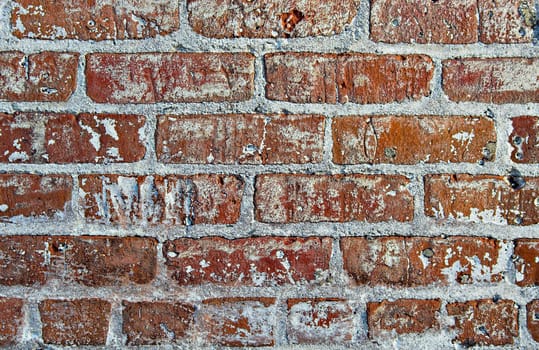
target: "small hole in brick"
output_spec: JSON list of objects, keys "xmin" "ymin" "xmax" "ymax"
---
[
  {"xmin": 534, "ymin": 197, "xmax": 539, "ymax": 207},
  {"xmin": 492, "ymin": 294, "xmax": 501, "ymax": 303},
  {"xmin": 514, "ymin": 215, "xmax": 523, "ymax": 225},
  {"xmin": 506, "ymin": 169, "xmax": 526, "ymax": 190},
  {"xmin": 422, "ymin": 248, "xmax": 434, "ymax": 258},
  {"xmin": 391, "ymin": 19, "xmax": 399, "ymax": 26},
  {"xmin": 534, "ymin": 312, "xmax": 539, "ymax": 321},
  {"xmin": 384, "ymin": 147, "xmax": 397, "ymax": 159},
  {"xmin": 519, "ymin": 27, "xmax": 526, "ymax": 37},
  {"xmin": 515, "ymin": 152, "xmax": 524, "ymax": 160},
  {"xmin": 513, "ymin": 136, "xmax": 523, "ymax": 145},
  {"xmin": 88, "ymin": 20, "xmax": 96, "ymax": 27}
]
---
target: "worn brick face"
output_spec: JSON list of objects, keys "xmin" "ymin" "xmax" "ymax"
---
[
  {"xmin": 187, "ymin": 0, "xmax": 360, "ymax": 38},
  {"xmin": 0, "ymin": 298, "xmax": 24, "ymax": 346},
  {"xmin": 341, "ymin": 236, "xmax": 506, "ymax": 286},
  {"xmin": 0, "ymin": 52, "xmax": 78, "ymax": 102},
  {"xmin": 265, "ymin": 53, "xmax": 433, "ymax": 104},
  {"xmin": 527, "ymin": 300, "xmax": 539, "ymax": 342},
  {"xmin": 287, "ymin": 299, "xmax": 354, "ymax": 344},
  {"xmin": 255, "ymin": 174, "xmax": 413, "ymax": 223},
  {"xmin": 370, "ymin": 0, "xmax": 478, "ymax": 44},
  {"xmin": 514, "ymin": 239, "xmax": 539, "ymax": 286},
  {"xmin": 367, "ymin": 299, "xmax": 441, "ymax": 337},
  {"xmin": 163, "ymin": 237, "xmax": 332, "ymax": 286},
  {"xmin": 332, "ymin": 116, "xmax": 496, "ymax": 164},
  {"xmin": 447, "ymin": 299, "xmax": 518, "ymax": 346},
  {"xmin": 12, "ymin": 0, "xmax": 179, "ymax": 40},
  {"xmin": 157, "ymin": 114, "xmax": 324, "ymax": 164},
  {"xmin": 479, "ymin": 0, "xmax": 537, "ymax": 43},
  {"xmin": 442, "ymin": 58, "xmax": 539, "ymax": 104},
  {"xmin": 86, "ymin": 53, "xmax": 254, "ymax": 103},
  {"xmin": 40, "ymin": 299, "xmax": 111, "ymax": 346},
  {"xmin": 122, "ymin": 301, "xmax": 195, "ymax": 345},
  {"xmin": 425, "ymin": 174, "xmax": 539, "ymax": 225},
  {"xmin": 510, "ymin": 116, "xmax": 539, "ymax": 163}
]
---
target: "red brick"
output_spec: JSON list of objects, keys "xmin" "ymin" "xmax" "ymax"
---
[
  {"xmin": 0, "ymin": 174, "xmax": 72, "ymax": 220},
  {"xmin": 333, "ymin": 116, "xmax": 496, "ymax": 164},
  {"xmin": 370, "ymin": 0, "xmax": 477, "ymax": 44},
  {"xmin": 79, "ymin": 174, "xmax": 243, "ymax": 225},
  {"xmin": 255, "ymin": 174, "xmax": 413, "ymax": 223},
  {"xmin": 86, "ymin": 53, "xmax": 254, "ymax": 103},
  {"xmin": 479, "ymin": 0, "xmax": 537, "ymax": 43},
  {"xmin": 199, "ymin": 298, "xmax": 276, "ymax": 347},
  {"xmin": 122, "ymin": 301, "xmax": 195, "ymax": 345},
  {"xmin": 287, "ymin": 298, "xmax": 354, "ymax": 344},
  {"xmin": 0, "ymin": 298, "xmax": 24, "ymax": 346},
  {"xmin": 0, "ymin": 235, "xmax": 157, "ymax": 286},
  {"xmin": 265, "ymin": 53, "xmax": 434, "ymax": 104},
  {"xmin": 40, "ymin": 299, "xmax": 111, "ymax": 346},
  {"xmin": 443, "ymin": 58, "xmax": 539, "ymax": 104},
  {"xmin": 367, "ymin": 299, "xmax": 441, "ymax": 337},
  {"xmin": 163, "ymin": 237, "xmax": 332, "ymax": 286},
  {"xmin": 341, "ymin": 236, "xmax": 506, "ymax": 286},
  {"xmin": 447, "ymin": 299, "xmax": 518, "ymax": 346},
  {"xmin": 187, "ymin": 0, "xmax": 360, "ymax": 38},
  {"xmin": 514, "ymin": 239, "xmax": 539, "ymax": 286},
  {"xmin": 0, "ymin": 52, "xmax": 78, "ymax": 102},
  {"xmin": 425, "ymin": 174, "xmax": 539, "ymax": 225},
  {"xmin": 12, "ymin": 0, "xmax": 179, "ymax": 40},
  {"xmin": 0, "ymin": 113, "xmax": 36, "ymax": 163},
  {"xmin": 156, "ymin": 114, "xmax": 324, "ymax": 164},
  {"xmin": 527, "ymin": 300, "xmax": 539, "ymax": 342},
  {"xmin": 510, "ymin": 116, "xmax": 539, "ymax": 163}
]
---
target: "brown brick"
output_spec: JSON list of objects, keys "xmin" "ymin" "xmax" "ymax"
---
[
  {"xmin": 0, "ymin": 235, "xmax": 157, "ymax": 286},
  {"xmin": 442, "ymin": 58, "xmax": 539, "ymax": 104},
  {"xmin": 86, "ymin": 53, "xmax": 254, "ymax": 103},
  {"xmin": 199, "ymin": 298, "xmax": 276, "ymax": 347},
  {"xmin": 187, "ymin": 0, "xmax": 360, "ymax": 38},
  {"xmin": 265, "ymin": 53, "xmax": 434, "ymax": 104},
  {"xmin": 0, "ymin": 174, "xmax": 72, "ymax": 220},
  {"xmin": 163, "ymin": 237, "xmax": 332, "ymax": 286},
  {"xmin": 527, "ymin": 300, "xmax": 539, "ymax": 342},
  {"xmin": 447, "ymin": 299, "xmax": 518, "ymax": 346},
  {"xmin": 332, "ymin": 116, "xmax": 496, "ymax": 164},
  {"xmin": 12, "ymin": 0, "xmax": 179, "ymax": 40},
  {"xmin": 479, "ymin": 0, "xmax": 537, "ymax": 43},
  {"xmin": 79, "ymin": 174, "xmax": 243, "ymax": 225},
  {"xmin": 425, "ymin": 174, "xmax": 539, "ymax": 225},
  {"xmin": 156, "ymin": 114, "xmax": 324, "ymax": 164},
  {"xmin": 122, "ymin": 301, "xmax": 195, "ymax": 345},
  {"xmin": 510, "ymin": 116, "xmax": 539, "ymax": 163},
  {"xmin": 287, "ymin": 299, "xmax": 354, "ymax": 344},
  {"xmin": 367, "ymin": 299, "xmax": 441, "ymax": 337},
  {"xmin": 255, "ymin": 174, "xmax": 413, "ymax": 223},
  {"xmin": 0, "ymin": 298, "xmax": 24, "ymax": 346},
  {"xmin": 40, "ymin": 299, "xmax": 111, "ymax": 346},
  {"xmin": 514, "ymin": 239, "xmax": 539, "ymax": 286},
  {"xmin": 341, "ymin": 236, "xmax": 506, "ymax": 286},
  {"xmin": 370, "ymin": 0, "xmax": 478, "ymax": 44},
  {"xmin": 0, "ymin": 52, "xmax": 78, "ymax": 102}
]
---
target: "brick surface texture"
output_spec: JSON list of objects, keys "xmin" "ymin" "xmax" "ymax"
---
[{"xmin": 0, "ymin": 0, "xmax": 537, "ymax": 348}]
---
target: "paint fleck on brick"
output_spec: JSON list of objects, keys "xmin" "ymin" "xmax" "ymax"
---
[
  {"xmin": 0, "ymin": 298, "xmax": 24, "ymax": 346},
  {"xmin": 510, "ymin": 116, "xmax": 539, "ymax": 163},
  {"xmin": 479, "ymin": 0, "xmax": 537, "ymax": 43}
]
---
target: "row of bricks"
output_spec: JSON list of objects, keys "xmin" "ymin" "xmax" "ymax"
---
[
  {"xmin": 8, "ymin": 0, "xmax": 537, "ymax": 43},
  {"xmin": 2, "ymin": 113, "xmax": 538, "ymax": 165},
  {"xmin": 1, "ymin": 235, "xmax": 538, "ymax": 287},
  {"xmin": 1, "ymin": 297, "xmax": 538, "ymax": 346},
  {"xmin": 1, "ymin": 52, "xmax": 538, "ymax": 104}
]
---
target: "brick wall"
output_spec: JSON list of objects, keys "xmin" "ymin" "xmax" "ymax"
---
[{"xmin": 0, "ymin": 0, "xmax": 538, "ymax": 347}]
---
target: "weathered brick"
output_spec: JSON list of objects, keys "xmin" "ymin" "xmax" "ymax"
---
[
  {"xmin": 514, "ymin": 239, "xmax": 539, "ymax": 286},
  {"xmin": 199, "ymin": 298, "xmax": 276, "ymax": 347},
  {"xmin": 425, "ymin": 174, "xmax": 539, "ymax": 225},
  {"xmin": 0, "ymin": 298, "xmax": 24, "ymax": 346},
  {"xmin": 265, "ymin": 53, "xmax": 434, "ymax": 104},
  {"xmin": 479, "ymin": 0, "xmax": 537, "ymax": 43},
  {"xmin": 86, "ymin": 53, "xmax": 254, "ymax": 103},
  {"xmin": 527, "ymin": 300, "xmax": 539, "ymax": 342},
  {"xmin": 332, "ymin": 116, "xmax": 496, "ymax": 164},
  {"xmin": 12, "ymin": 0, "xmax": 179, "ymax": 40},
  {"xmin": 367, "ymin": 299, "xmax": 441, "ymax": 337},
  {"xmin": 40, "ymin": 299, "xmax": 111, "ymax": 346},
  {"xmin": 370, "ymin": 0, "xmax": 478, "ymax": 44},
  {"xmin": 341, "ymin": 236, "xmax": 507, "ymax": 286},
  {"xmin": 79, "ymin": 174, "xmax": 243, "ymax": 225},
  {"xmin": 0, "ymin": 52, "xmax": 78, "ymax": 102},
  {"xmin": 0, "ymin": 174, "xmax": 72, "ymax": 220},
  {"xmin": 163, "ymin": 237, "xmax": 332, "ymax": 286},
  {"xmin": 510, "ymin": 116, "xmax": 539, "ymax": 163},
  {"xmin": 255, "ymin": 174, "xmax": 413, "ymax": 223},
  {"xmin": 0, "ymin": 235, "xmax": 157, "ymax": 286},
  {"xmin": 447, "ymin": 299, "xmax": 518, "ymax": 346},
  {"xmin": 156, "ymin": 114, "xmax": 324, "ymax": 164},
  {"xmin": 287, "ymin": 299, "xmax": 354, "ymax": 344},
  {"xmin": 0, "ymin": 113, "xmax": 36, "ymax": 163},
  {"xmin": 122, "ymin": 301, "xmax": 195, "ymax": 345},
  {"xmin": 187, "ymin": 0, "xmax": 360, "ymax": 38},
  {"xmin": 442, "ymin": 58, "xmax": 539, "ymax": 104}
]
